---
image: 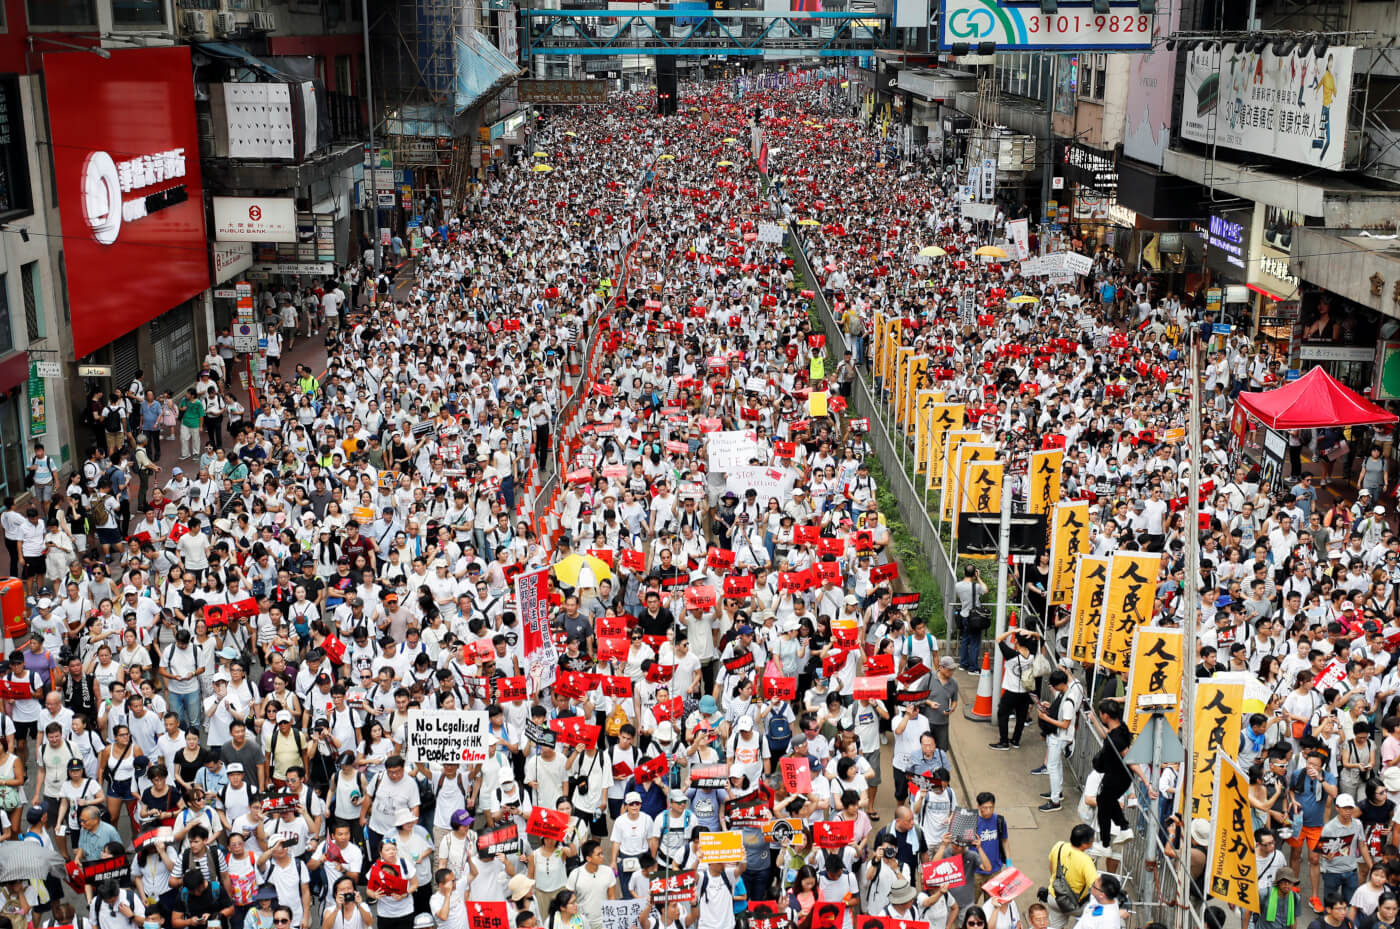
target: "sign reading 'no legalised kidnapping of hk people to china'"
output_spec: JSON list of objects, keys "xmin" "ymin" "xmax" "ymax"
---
[{"xmin": 406, "ymin": 710, "xmax": 490, "ymax": 764}]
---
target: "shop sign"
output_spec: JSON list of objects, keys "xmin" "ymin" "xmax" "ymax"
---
[
  {"xmin": 28, "ymin": 363, "xmax": 46, "ymax": 437},
  {"xmin": 1254, "ymin": 245, "xmax": 1299, "ymax": 297},
  {"xmin": 1206, "ymin": 212, "xmax": 1248, "ymax": 272},
  {"xmin": 1061, "ymin": 142, "xmax": 1118, "ymax": 190},
  {"xmin": 45, "ymin": 47, "xmax": 210, "ymax": 359},
  {"xmin": 517, "ymin": 80, "xmax": 608, "ymax": 104},
  {"xmin": 1107, "ymin": 202, "xmax": 1138, "ymax": 228},
  {"xmin": 212, "ymin": 196, "xmax": 296, "ymax": 242},
  {"xmin": 252, "ymin": 262, "xmax": 334, "ymax": 275},
  {"xmin": 212, "ymin": 241, "xmax": 253, "ymax": 284},
  {"xmin": 34, "ymin": 361, "xmax": 61, "ymax": 378},
  {"xmin": 1299, "ymin": 345, "xmax": 1374, "ymax": 362}
]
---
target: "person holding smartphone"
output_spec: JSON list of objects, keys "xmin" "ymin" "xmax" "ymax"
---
[{"xmin": 170, "ymin": 868, "xmax": 234, "ymax": 929}]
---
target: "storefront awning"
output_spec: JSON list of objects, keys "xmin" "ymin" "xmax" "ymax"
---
[
  {"xmin": 190, "ymin": 41, "xmax": 297, "ymax": 82},
  {"xmin": 455, "ymin": 31, "xmax": 519, "ymax": 114},
  {"xmin": 1237, "ymin": 367, "xmax": 1397, "ymax": 430}
]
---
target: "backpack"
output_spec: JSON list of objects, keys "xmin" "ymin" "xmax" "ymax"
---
[
  {"xmin": 91, "ymin": 496, "xmax": 110, "ymax": 528},
  {"xmin": 268, "ymin": 726, "xmax": 305, "ymax": 772},
  {"xmin": 180, "ymin": 845, "xmax": 223, "ymax": 897},
  {"xmin": 103, "ymin": 408, "xmax": 123, "ymax": 433},
  {"xmin": 766, "ymin": 713, "xmax": 792, "ymax": 757}
]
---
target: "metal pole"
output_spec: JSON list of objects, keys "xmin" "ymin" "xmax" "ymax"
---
[
  {"xmin": 362, "ymin": 0, "xmax": 383, "ymax": 273},
  {"xmin": 990, "ymin": 472, "xmax": 1013, "ymax": 719},
  {"xmin": 1176, "ymin": 332, "xmax": 1204, "ymax": 929},
  {"xmin": 1041, "ymin": 55, "xmax": 1056, "ymax": 222}
]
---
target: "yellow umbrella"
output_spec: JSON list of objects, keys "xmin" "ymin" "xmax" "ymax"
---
[
  {"xmin": 553, "ymin": 553, "xmax": 612, "ymax": 587},
  {"xmin": 533, "ymin": 151, "xmax": 550, "ymax": 158},
  {"xmin": 796, "ymin": 219, "xmax": 820, "ymax": 227},
  {"xmin": 717, "ymin": 160, "xmax": 734, "ymax": 167},
  {"xmin": 1008, "ymin": 295, "xmax": 1040, "ymax": 305},
  {"xmin": 658, "ymin": 154, "xmax": 676, "ymax": 160},
  {"xmin": 917, "ymin": 246, "xmax": 946, "ymax": 257},
  {"xmin": 974, "ymin": 245, "xmax": 1009, "ymax": 258},
  {"xmin": 723, "ymin": 137, "xmax": 738, "ymax": 143},
  {"xmin": 532, "ymin": 164, "xmax": 554, "ymax": 173},
  {"xmin": 564, "ymin": 131, "xmax": 578, "ymax": 137}
]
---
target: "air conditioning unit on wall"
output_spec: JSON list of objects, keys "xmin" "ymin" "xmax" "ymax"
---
[
  {"xmin": 214, "ymin": 12, "xmax": 238, "ymax": 35},
  {"xmin": 181, "ymin": 10, "xmax": 211, "ymax": 36},
  {"xmin": 249, "ymin": 11, "xmax": 275, "ymax": 30}
]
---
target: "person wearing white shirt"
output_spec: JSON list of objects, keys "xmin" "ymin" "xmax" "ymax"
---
[{"xmin": 1072, "ymin": 875, "xmax": 1124, "ymax": 929}]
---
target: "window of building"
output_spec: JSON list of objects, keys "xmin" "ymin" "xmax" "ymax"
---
[
  {"xmin": 336, "ymin": 55, "xmax": 354, "ymax": 95},
  {"xmin": 112, "ymin": 0, "xmax": 168, "ymax": 27},
  {"xmin": 21, "ymin": 262, "xmax": 42, "ymax": 343},
  {"xmin": 0, "ymin": 389, "xmax": 23, "ymax": 499},
  {"xmin": 26, "ymin": 0, "xmax": 97, "ymax": 27},
  {"xmin": 1079, "ymin": 53, "xmax": 1107, "ymax": 100},
  {"xmin": 0, "ymin": 274, "xmax": 13, "ymax": 356}
]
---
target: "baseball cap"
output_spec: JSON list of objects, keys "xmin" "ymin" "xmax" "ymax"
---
[
  {"xmin": 624, "ymin": 791, "xmax": 643, "ymax": 804},
  {"xmin": 276, "ymin": 710, "xmax": 293, "ymax": 723},
  {"xmin": 1336, "ymin": 793, "xmax": 1358, "ymax": 809},
  {"xmin": 227, "ymin": 763, "xmax": 245, "ymax": 774}
]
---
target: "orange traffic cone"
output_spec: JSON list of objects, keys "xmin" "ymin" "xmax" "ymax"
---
[{"xmin": 964, "ymin": 649, "xmax": 994, "ymax": 722}]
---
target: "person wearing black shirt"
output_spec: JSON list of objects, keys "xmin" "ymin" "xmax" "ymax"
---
[
  {"xmin": 170, "ymin": 868, "xmax": 234, "ymax": 929},
  {"xmin": 638, "ymin": 591, "xmax": 674, "ymax": 638},
  {"xmin": 61, "ymin": 655, "xmax": 99, "ymax": 724},
  {"xmin": 1091, "ymin": 699, "xmax": 1155, "ymax": 848}
]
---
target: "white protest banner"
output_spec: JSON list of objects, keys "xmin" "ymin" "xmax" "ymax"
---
[
  {"xmin": 600, "ymin": 900, "xmax": 645, "ymax": 929},
  {"xmin": 1062, "ymin": 252, "xmax": 1094, "ymax": 277},
  {"xmin": 516, "ymin": 566, "xmax": 557, "ymax": 694},
  {"xmin": 1006, "ymin": 218, "xmax": 1029, "ymax": 260},
  {"xmin": 707, "ymin": 430, "xmax": 760, "ymax": 472},
  {"xmin": 757, "ymin": 223, "xmax": 786, "ymax": 245},
  {"xmin": 724, "ymin": 466, "xmax": 795, "ymax": 502},
  {"xmin": 406, "ymin": 710, "xmax": 489, "ymax": 765}
]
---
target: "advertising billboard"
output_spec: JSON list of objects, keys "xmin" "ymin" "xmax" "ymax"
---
[
  {"xmin": 1180, "ymin": 45, "xmax": 1355, "ymax": 171},
  {"xmin": 212, "ymin": 196, "xmax": 297, "ymax": 242},
  {"xmin": 45, "ymin": 47, "xmax": 209, "ymax": 360},
  {"xmin": 1121, "ymin": 0, "xmax": 1180, "ymax": 166},
  {"xmin": 939, "ymin": 0, "xmax": 1154, "ymax": 51}
]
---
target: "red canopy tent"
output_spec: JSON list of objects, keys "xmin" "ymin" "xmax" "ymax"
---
[{"xmin": 1236, "ymin": 366, "xmax": 1398, "ymax": 430}]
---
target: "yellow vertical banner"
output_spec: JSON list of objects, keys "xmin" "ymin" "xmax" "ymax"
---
[
  {"xmin": 893, "ymin": 347, "xmax": 914, "ymax": 425},
  {"xmin": 1191, "ymin": 681, "xmax": 1244, "ymax": 819},
  {"xmin": 872, "ymin": 313, "xmax": 887, "ymax": 379},
  {"xmin": 936, "ymin": 428, "xmax": 979, "ymax": 509},
  {"xmin": 882, "ymin": 319, "xmax": 901, "ymax": 387},
  {"xmin": 943, "ymin": 441, "xmax": 993, "ymax": 522},
  {"xmin": 903, "ymin": 356, "xmax": 928, "ymax": 426},
  {"xmin": 1069, "ymin": 556, "xmax": 1109, "ymax": 665},
  {"xmin": 1125, "ymin": 626, "xmax": 1184, "ymax": 733},
  {"xmin": 1028, "ymin": 449, "xmax": 1063, "ymax": 515},
  {"xmin": 961, "ymin": 459, "xmax": 1003, "ymax": 514},
  {"xmin": 1096, "ymin": 551, "xmax": 1161, "ymax": 673},
  {"xmin": 912, "ymin": 390, "xmax": 944, "ymax": 475},
  {"xmin": 1048, "ymin": 501, "xmax": 1089, "ymax": 608},
  {"xmin": 924, "ymin": 407, "xmax": 966, "ymax": 493},
  {"xmin": 1209, "ymin": 754, "xmax": 1261, "ymax": 914}
]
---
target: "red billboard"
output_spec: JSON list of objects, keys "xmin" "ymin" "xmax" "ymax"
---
[{"xmin": 45, "ymin": 47, "xmax": 209, "ymax": 360}]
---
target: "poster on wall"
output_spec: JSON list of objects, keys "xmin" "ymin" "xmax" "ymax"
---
[
  {"xmin": 1375, "ymin": 341, "xmax": 1400, "ymax": 402},
  {"xmin": 1259, "ymin": 427, "xmax": 1287, "ymax": 497},
  {"xmin": 1179, "ymin": 45, "xmax": 1355, "ymax": 171},
  {"xmin": 1122, "ymin": 0, "xmax": 1181, "ymax": 167}
]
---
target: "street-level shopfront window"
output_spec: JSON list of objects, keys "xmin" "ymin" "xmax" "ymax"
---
[
  {"xmin": 0, "ymin": 388, "xmax": 24, "ymax": 499},
  {"xmin": 26, "ymin": 0, "xmax": 96, "ymax": 27}
]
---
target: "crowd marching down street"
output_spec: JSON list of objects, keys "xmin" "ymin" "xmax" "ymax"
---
[{"xmin": 2, "ymin": 68, "xmax": 1397, "ymax": 929}]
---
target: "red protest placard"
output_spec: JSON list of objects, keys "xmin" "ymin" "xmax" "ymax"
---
[
  {"xmin": 853, "ymin": 676, "xmax": 889, "ymax": 701},
  {"xmin": 723, "ymin": 575, "xmax": 755, "ymax": 597},
  {"xmin": 650, "ymin": 870, "xmax": 698, "ymax": 903},
  {"xmin": 526, "ymin": 806, "xmax": 571, "ymax": 841},
  {"xmin": 598, "ymin": 635, "xmax": 629, "ymax": 663},
  {"xmin": 685, "ymin": 585, "xmax": 717, "ymax": 611},
  {"xmin": 814, "ymin": 562, "xmax": 842, "ymax": 586},
  {"xmin": 497, "ymin": 676, "xmax": 528, "ymax": 703},
  {"xmin": 780, "ymin": 756, "xmax": 812, "ymax": 793},
  {"xmin": 635, "ymin": 755, "xmax": 670, "ymax": 784},
  {"xmin": 553, "ymin": 671, "xmax": 591, "ymax": 698},
  {"xmin": 597, "ymin": 615, "xmax": 628, "ymax": 638},
  {"xmin": 601, "ymin": 675, "xmax": 633, "ymax": 698},
  {"xmin": 813, "ymin": 819, "xmax": 855, "ymax": 849},
  {"xmin": 620, "ymin": 549, "xmax": 646, "ymax": 573},
  {"xmin": 870, "ymin": 563, "xmax": 899, "ymax": 583},
  {"xmin": 866, "ymin": 654, "xmax": 894, "ymax": 676},
  {"xmin": 922, "ymin": 856, "xmax": 967, "ymax": 889},
  {"xmin": 707, "ymin": 548, "xmax": 736, "ymax": 570},
  {"xmin": 822, "ymin": 649, "xmax": 849, "ymax": 678},
  {"xmin": 809, "ymin": 901, "xmax": 847, "ymax": 929},
  {"xmin": 723, "ymin": 651, "xmax": 755, "ymax": 673},
  {"xmin": 793, "ymin": 525, "xmax": 820, "ymax": 545},
  {"xmin": 0, "ymin": 678, "xmax": 33, "ymax": 701},
  {"xmin": 1313, "ymin": 658, "xmax": 1347, "ymax": 692},
  {"xmin": 469, "ymin": 901, "xmax": 510, "ymax": 929},
  {"xmin": 981, "ymin": 867, "xmax": 1034, "ymax": 904},
  {"xmin": 652, "ymin": 696, "xmax": 684, "ymax": 722},
  {"xmin": 549, "ymin": 717, "xmax": 603, "ymax": 746},
  {"xmin": 646, "ymin": 664, "xmax": 675, "ymax": 683},
  {"xmin": 896, "ymin": 662, "xmax": 930, "ymax": 686},
  {"xmin": 765, "ymin": 677, "xmax": 797, "ymax": 700},
  {"xmin": 818, "ymin": 537, "xmax": 845, "ymax": 558}
]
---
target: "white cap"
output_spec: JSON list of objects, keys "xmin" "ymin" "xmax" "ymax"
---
[
  {"xmin": 1336, "ymin": 793, "xmax": 1357, "ymax": 809},
  {"xmin": 624, "ymin": 791, "xmax": 643, "ymax": 804},
  {"xmin": 227, "ymin": 763, "xmax": 244, "ymax": 774},
  {"xmin": 212, "ymin": 670, "xmax": 231, "ymax": 683},
  {"xmin": 276, "ymin": 710, "xmax": 293, "ymax": 723},
  {"xmin": 395, "ymin": 808, "xmax": 418, "ymax": 826},
  {"xmin": 736, "ymin": 716, "xmax": 754, "ymax": 732},
  {"xmin": 36, "ymin": 598, "xmax": 52, "ymax": 610}
]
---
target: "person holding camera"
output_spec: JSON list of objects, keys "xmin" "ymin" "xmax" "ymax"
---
[
  {"xmin": 170, "ymin": 869, "xmax": 234, "ymax": 929},
  {"xmin": 323, "ymin": 877, "xmax": 373, "ymax": 929}
]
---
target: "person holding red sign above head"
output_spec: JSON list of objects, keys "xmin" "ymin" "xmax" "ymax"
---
[{"xmin": 365, "ymin": 838, "xmax": 418, "ymax": 929}]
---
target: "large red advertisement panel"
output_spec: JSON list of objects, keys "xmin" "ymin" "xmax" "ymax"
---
[{"xmin": 45, "ymin": 47, "xmax": 210, "ymax": 359}]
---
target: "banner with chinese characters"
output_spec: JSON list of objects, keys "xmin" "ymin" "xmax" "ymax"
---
[
  {"xmin": 1208, "ymin": 753, "xmax": 1260, "ymax": 913},
  {"xmin": 1048, "ymin": 502, "xmax": 1089, "ymax": 607},
  {"xmin": 912, "ymin": 390, "xmax": 944, "ymax": 475},
  {"xmin": 1096, "ymin": 552, "xmax": 1161, "ymax": 673},
  {"xmin": 942, "ymin": 441, "xmax": 993, "ymax": 522},
  {"xmin": 515, "ymin": 566, "xmax": 556, "ymax": 693},
  {"xmin": 1190, "ymin": 680, "xmax": 1244, "ymax": 819},
  {"xmin": 1125, "ymin": 627, "xmax": 1183, "ymax": 733},
  {"xmin": 1069, "ymin": 556, "xmax": 1109, "ymax": 665},
  {"xmin": 920, "ymin": 401, "xmax": 961, "ymax": 482},
  {"xmin": 1028, "ymin": 449, "xmax": 1062, "ymax": 514}
]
